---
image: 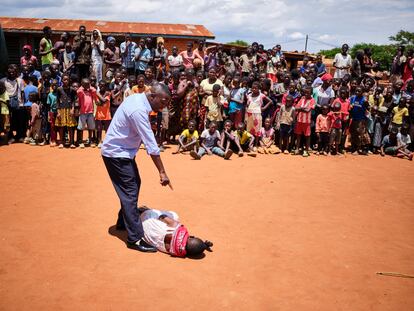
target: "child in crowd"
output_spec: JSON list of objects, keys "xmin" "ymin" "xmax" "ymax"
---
[
  {"xmin": 350, "ymin": 86, "xmax": 370, "ymax": 155},
  {"xmin": 204, "ymin": 84, "xmax": 225, "ymax": 130},
  {"xmin": 315, "ymin": 105, "xmax": 330, "ymax": 155},
  {"xmin": 233, "ymin": 122, "xmax": 255, "ymax": 156},
  {"xmin": 174, "ymin": 119, "xmax": 198, "ymax": 154},
  {"xmin": 228, "ymin": 77, "xmax": 246, "ymax": 128},
  {"xmin": 368, "ymin": 86, "xmax": 384, "ymax": 107},
  {"xmin": 47, "ymin": 79, "xmax": 58, "ymax": 147},
  {"xmin": 371, "ymin": 106, "xmax": 388, "ymax": 153},
  {"xmin": 391, "ymin": 96, "xmax": 409, "ymax": 129},
  {"xmin": 190, "ymin": 121, "xmax": 233, "ymax": 160},
  {"xmin": 219, "ymin": 119, "xmax": 241, "ymax": 156},
  {"xmin": 56, "ymin": 74, "xmax": 77, "ymax": 148},
  {"xmin": 26, "ymin": 93, "xmax": 42, "ymax": 146},
  {"xmin": 124, "ymin": 75, "xmax": 137, "ymax": 97},
  {"xmin": 332, "ymin": 87, "xmax": 350, "ymax": 153},
  {"xmin": 246, "ymin": 81, "xmax": 272, "ymax": 146},
  {"xmin": 132, "ymin": 75, "xmax": 151, "ymax": 94},
  {"xmin": 110, "ymin": 72, "xmax": 128, "ymax": 117},
  {"xmin": 77, "ymin": 78, "xmax": 97, "ymax": 148},
  {"xmin": 380, "ymin": 127, "xmax": 413, "ymax": 160},
  {"xmin": 258, "ymin": 117, "xmax": 280, "ymax": 154},
  {"xmin": 95, "ymin": 80, "xmax": 112, "ymax": 148},
  {"xmin": 328, "ymin": 102, "xmax": 343, "ymax": 155},
  {"xmin": 277, "ymin": 95, "xmax": 295, "ymax": 154},
  {"xmin": 0, "ymin": 81, "xmax": 10, "ymax": 138},
  {"xmin": 293, "ymin": 86, "xmax": 315, "ymax": 157}
]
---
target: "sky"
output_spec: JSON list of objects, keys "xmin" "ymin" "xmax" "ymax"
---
[{"xmin": 2, "ymin": 0, "xmax": 414, "ymax": 52}]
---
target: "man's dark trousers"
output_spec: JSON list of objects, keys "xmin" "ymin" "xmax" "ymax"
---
[{"xmin": 102, "ymin": 156, "xmax": 144, "ymax": 243}]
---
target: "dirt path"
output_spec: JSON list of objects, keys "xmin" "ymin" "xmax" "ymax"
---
[{"xmin": 0, "ymin": 144, "xmax": 413, "ymax": 310}]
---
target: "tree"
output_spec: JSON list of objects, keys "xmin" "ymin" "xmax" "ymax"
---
[
  {"xmin": 389, "ymin": 30, "xmax": 414, "ymax": 46},
  {"xmin": 351, "ymin": 43, "xmax": 396, "ymax": 71},
  {"xmin": 319, "ymin": 47, "xmax": 341, "ymax": 59},
  {"xmin": 226, "ymin": 40, "xmax": 249, "ymax": 47}
]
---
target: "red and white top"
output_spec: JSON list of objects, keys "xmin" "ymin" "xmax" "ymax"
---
[{"xmin": 295, "ymin": 97, "xmax": 315, "ymax": 124}]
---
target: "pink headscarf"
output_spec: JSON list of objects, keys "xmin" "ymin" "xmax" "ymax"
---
[
  {"xmin": 321, "ymin": 73, "xmax": 333, "ymax": 81},
  {"xmin": 170, "ymin": 225, "xmax": 189, "ymax": 257},
  {"xmin": 23, "ymin": 45, "xmax": 32, "ymax": 53}
]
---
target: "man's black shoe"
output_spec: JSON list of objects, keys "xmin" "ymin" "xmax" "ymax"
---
[{"xmin": 127, "ymin": 239, "xmax": 157, "ymax": 253}]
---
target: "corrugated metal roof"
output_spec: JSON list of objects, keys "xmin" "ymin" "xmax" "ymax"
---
[{"xmin": 0, "ymin": 16, "xmax": 215, "ymax": 39}]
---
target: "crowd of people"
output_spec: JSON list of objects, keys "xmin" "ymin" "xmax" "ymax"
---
[{"xmin": 0, "ymin": 24, "xmax": 413, "ymax": 160}]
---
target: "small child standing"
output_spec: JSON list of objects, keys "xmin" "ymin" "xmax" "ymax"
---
[
  {"xmin": 228, "ymin": 77, "xmax": 246, "ymax": 128},
  {"xmin": 315, "ymin": 105, "xmax": 331, "ymax": 155},
  {"xmin": 77, "ymin": 78, "xmax": 97, "ymax": 148},
  {"xmin": 294, "ymin": 86, "xmax": 315, "ymax": 157},
  {"xmin": 204, "ymin": 84, "xmax": 225, "ymax": 130},
  {"xmin": 26, "ymin": 93, "xmax": 42, "ymax": 145},
  {"xmin": 277, "ymin": 95, "xmax": 295, "ymax": 154},
  {"xmin": 0, "ymin": 81, "xmax": 10, "ymax": 139},
  {"xmin": 174, "ymin": 119, "xmax": 199, "ymax": 154},
  {"xmin": 56, "ymin": 74, "xmax": 77, "ymax": 148},
  {"xmin": 95, "ymin": 80, "xmax": 112, "ymax": 148},
  {"xmin": 258, "ymin": 117, "xmax": 280, "ymax": 154},
  {"xmin": 47, "ymin": 79, "xmax": 58, "ymax": 147},
  {"xmin": 391, "ymin": 96, "xmax": 409, "ymax": 130},
  {"xmin": 328, "ymin": 102, "xmax": 343, "ymax": 155},
  {"xmin": 190, "ymin": 121, "xmax": 233, "ymax": 160}
]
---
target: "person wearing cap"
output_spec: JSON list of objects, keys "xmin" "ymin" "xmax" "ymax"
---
[
  {"xmin": 137, "ymin": 206, "xmax": 213, "ymax": 258},
  {"xmin": 20, "ymin": 45, "xmax": 38, "ymax": 68},
  {"xmin": 153, "ymin": 37, "xmax": 168, "ymax": 78}
]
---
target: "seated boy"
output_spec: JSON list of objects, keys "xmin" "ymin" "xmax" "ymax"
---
[
  {"xmin": 173, "ymin": 119, "xmax": 198, "ymax": 154},
  {"xmin": 380, "ymin": 126, "xmax": 413, "ymax": 160},
  {"xmin": 190, "ymin": 121, "xmax": 233, "ymax": 160},
  {"xmin": 231, "ymin": 122, "xmax": 255, "ymax": 156},
  {"xmin": 138, "ymin": 206, "xmax": 213, "ymax": 258}
]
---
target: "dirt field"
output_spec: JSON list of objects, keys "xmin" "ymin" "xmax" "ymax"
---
[{"xmin": 0, "ymin": 144, "xmax": 413, "ymax": 311}]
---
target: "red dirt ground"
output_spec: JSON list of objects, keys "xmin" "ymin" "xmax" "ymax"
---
[{"xmin": 0, "ymin": 144, "xmax": 413, "ymax": 311}]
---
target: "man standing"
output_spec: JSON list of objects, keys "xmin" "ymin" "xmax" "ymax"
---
[
  {"xmin": 73, "ymin": 25, "xmax": 92, "ymax": 80},
  {"xmin": 120, "ymin": 33, "xmax": 137, "ymax": 75},
  {"xmin": 333, "ymin": 44, "xmax": 352, "ymax": 79},
  {"xmin": 134, "ymin": 38, "xmax": 151, "ymax": 76},
  {"xmin": 101, "ymin": 83, "xmax": 172, "ymax": 252},
  {"xmin": 39, "ymin": 26, "xmax": 55, "ymax": 71}
]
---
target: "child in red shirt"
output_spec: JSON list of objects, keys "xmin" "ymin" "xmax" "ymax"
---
[
  {"xmin": 95, "ymin": 80, "xmax": 112, "ymax": 148},
  {"xmin": 328, "ymin": 101, "xmax": 343, "ymax": 155},
  {"xmin": 294, "ymin": 86, "xmax": 315, "ymax": 157},
  {"xmin": 331, "ymin": 87, "xmax": 350, "ymax": 153},
  {"xmin": 77, "ymin": 78, "xmax": 97, "ymax": 148},
  {"xmin": 315, "ymin": 105, "xmax": 330, "ymax": 155}
]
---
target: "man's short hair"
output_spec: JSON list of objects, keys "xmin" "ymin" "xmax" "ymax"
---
[{"xmin": 152, "ymin": 82, "xmax": 171, "ymax": 98}]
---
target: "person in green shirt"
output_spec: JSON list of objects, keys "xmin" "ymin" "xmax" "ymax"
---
[{"xmin": 39, "ymin": 26, "xmax": 55, "ymax": 71}]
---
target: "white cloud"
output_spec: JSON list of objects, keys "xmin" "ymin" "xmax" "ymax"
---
[{"xmin": 2, "ymin": 0, "xmax": 414, "ymax": 52}]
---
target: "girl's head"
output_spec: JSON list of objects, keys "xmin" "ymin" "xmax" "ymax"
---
[
  {"xmin": 393, "ymin": 80, "xmax": 403, "ymax": 92},
  {"xmin": 51, "ymin": 79, "xmax": 58, "ymax": 91},
  {"xmin": 212, "ymin": 84, "xmax": 221, "ymax": 97},
  {"xmin": 224, "ymin": 119, "xmax": 232, "ymax": 131},
  {"xmin": 185, "ymin": 237, "xmax": 213, "ymax": 258},
  {"xmin": 145, "ymin": 68, "xmax": 153, "ymax": 81},
  {"xmin": 303, "ymin": 86, "xmax": 312, "ymax": 98},
  {"xmin": 237, "ymin": 122, "xmax": 246, "ymax": 134},
  {"xmin": 72, "ymin": 82, "xmax": 80, "ymax": 92},
  {"xmin": 62, "ymin": 74, "xmax": 70, "ymax": 87},
  {"xmin": 128, "ymin": 75, "xmax": 137, "ymax": 87},
  {"xmin": 285, "ymin": 95, "xmax": 293, "ymax": 107},
  {"xmin": 98, "ymin": 79, "xmax": 106, "ymax": 91},
  {"xmin": 188, "ymin": 120, "xmax": 196, "ymax": 132},
  {"xmin": 224, "ymin": 74, "xmax": 233, "ymax": 86},
  {"xmin": 137, "ymin": 74, "xmax": 145, "ymax": 88},
  {"xmin": 333, "ymin": 101, "xmax": 341, "ymax": 112},
  {"xmin": 196, "ymin": 71, "xmax": 204, "ymax": 83},
  {"xmin": 208, "ymin": 68, "xmax": 217, "ymax": 81},
  {"xmin": 375, "ymin": 86, "xmax": 384, "ymax": 95},
  {"xmin": 321, "ymin": 105, "xmax": 329, "ymax": 115},
  {"xmin": 355, "ymin": 86, "xmax": 363, "ymax": 97},
  {"xmin": 339, "ymin": 87, "xmax": 349, "ymax": 100},
  {"xmin": 399, "ymin": 96, "xmax": 407, "ymax": 108},
  {"xmin": 114, "ymin": 72, "xmax": 122, "ymax": 85},
  {"xmin": 288, "ymin": 83, "xmax": 296, "ymax": 93},
  {"xmin": 7, "ymin": 64, "xmax": 17, "ymax": 79},
  {"xmin": 251, "ymin": 81, "xmax": 260, "ymax": 96},
  {"xmin": 89, "ymin": 75, "xmax": 97, "ymax": 87},
  {"xmin": 208, "ymin": 121, "xmax": 217, "ymax": 133},
  {"xmin": 350, "ymin": 78, "xmax": 358, "ymax": 89},
  {"xmin": 232, "ymin": 77, "xmax": 240, "ymax": 88},
  {"xmin": 264, "ymin": 117, "xmax": 271, "ymax": 129}
]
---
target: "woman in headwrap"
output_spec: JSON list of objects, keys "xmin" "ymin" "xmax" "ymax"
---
[
  {"xmin": 20, "ymin": 45, "xmax": 38, "ymax": 68},
  {"xmin": 103, "ymin": 36, "xmax": 122, "ymax": 78},
  {"xmin": 138, "ymin": 206, "xmax": 213, "ymax": 258},
  {"xmin": 91, "ymin": 29, "xmax": 105, "ymax": 82}
]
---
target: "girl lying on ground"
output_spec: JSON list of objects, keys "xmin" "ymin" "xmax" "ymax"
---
[{"xmin": 139, "ymin": 206, "xmax": 213, "ymax": 258}]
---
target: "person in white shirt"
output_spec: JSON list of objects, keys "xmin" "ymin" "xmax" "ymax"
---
[
  {"xmin": 139, "ymin": 206, "xmax": 213, "ymax": 258},
  {"xmin": 167, "ymin": 46, "xmax": 183, "ymax": 71},
  {"xmin": 101, "ymin": 83, "xmax": 172, "ymax": 252},
  {"xmin": 333, "ymin": 44, "xmax": 352, "ymax": 79},
  {"xmin": 91, "ymin": 29, "xmax": 105, "ymax": 82}
]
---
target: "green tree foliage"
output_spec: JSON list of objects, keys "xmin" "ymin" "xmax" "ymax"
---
[
  {"xmin": 389, "ymin": 30, "xmax": 414, "ymax": 46},
  {"xmin": 319, "ymin": 47, "xmax": 341, "ymax": 59},
  {"xmin": 226, "ymin": 40, "xmax": 249, "ymax": 47}
]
